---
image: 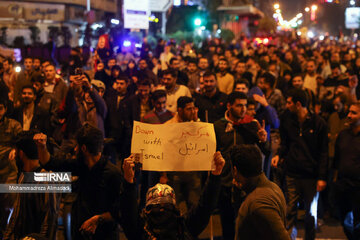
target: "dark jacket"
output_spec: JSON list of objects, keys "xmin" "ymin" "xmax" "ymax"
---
[
  {"xmin": 194, "ymin": 90, "xmax": 227, "ymax": 123},
  {"xmin": 214, "ymin": 117, "xmax": 270, "ymax": 187},
  {"xmin": 235, "ymin": 173, "xmax": 290, "ymax": 240},
  {"xmin": 11, "ymin": 105, "xmax": 50, "ymax": 134},
  {"xmin": 125, "ymin": 94, "xmax": 152, "ymax": 126},
  {"xmin": 119, "ymin": 174, "xmax": 222, "ymax": 240},
  {"xmin": 44, "ymin": 154, "xmax": 124, "ymax": 240},
  {"xmin": 279, "ymin": 110, "xmax": 328, "ymax": 180},
  {"xmin": 334, "ymin": 128, "xmax": 360, "ymax": 185}
]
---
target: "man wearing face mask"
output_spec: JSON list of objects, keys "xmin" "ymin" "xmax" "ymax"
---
[{"xmin": 34, "ymin": 124, "xmax": 134, "ymax": 240}]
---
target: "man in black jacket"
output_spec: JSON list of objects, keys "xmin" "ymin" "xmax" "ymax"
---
[
  {"xmin": 34, "ymin": 124, "xmax": 134, "ymax": 240},
  {"xmin": 272, "ymin": 88, "xmax": 328, "ymax": 240},
  {"xmin": 11, "ymin": 85, "xmax": 50, "ymax": 134},
  {"xmin": 214, "ymin": 91, "xmax": 269, "ymax": 240},
  {"xmin": 333, "ymin": 101, "xmax": 360, "ymax": 240}
]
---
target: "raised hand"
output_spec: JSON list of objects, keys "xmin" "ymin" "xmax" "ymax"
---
[
  {"xmin": 122, "ymin": 155, "xmax": 135, "ymax": 183},
  {"xmin": 33, "ymin": 133, "xmax": 47, "ymax": 149},
  {"xmin": 256, "ymin": 120, "xmax": 267, "ymax": 143}
]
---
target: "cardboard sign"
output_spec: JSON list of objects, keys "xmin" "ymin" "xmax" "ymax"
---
[{"xmin": 131, "ymin": 121, "xmax": 216, "ymax": 171}]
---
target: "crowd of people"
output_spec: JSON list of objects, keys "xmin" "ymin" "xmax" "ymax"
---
[{"xmin": 0, "ymin": 32, "xmax": 360, "ymax": 240}]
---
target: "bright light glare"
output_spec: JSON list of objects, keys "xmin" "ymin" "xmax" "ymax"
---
[
  {"xmin": 350, "ymin": 0, "xmax": 356, "ymax": 5},
  {"xmin": 307, "ymin": 31, "xmax": 315, "ymax": 38},
  {"xmin": 200, "ymin": 26, "xmax": 205, "ymax": 30},
  {"xmin": 311, "ymin": 5, "xmax": 318, "ymax": 11},
  {"xmin": 273, "ymin": 13, "xmax": 278, "ymax": 18},
  {"xmin": 297, "ymin": 31, "xmax": 302, "ymax": 36},
  {"xmin": 217, "ymin": 29, "xmax": 221, "ymax": 34},
  {"xmin": 123, "ymin": 40, "xmax": 131, "ymax": 47},
  {"xmin": 194, "ymin": 18, "xmax": 202, "ymax": 26},
  {"xmin": 296, "ymin": 13, "xmax": 303, "ymax": 18},
  {"xmin": 276, "ymin": 9, "xmax": 281, "ymax": 14},
  {"xmin": 15, "ymin": 66, "xmax": 21, "ymax": 73},
  {"xmin": 174, "ymin": 0, "xmax": 181, "ymax": 6},
  {"xmin": 263, "ymin": 38, "xmax": 269, "ymax": 44},
  {"xmin": 274, "ymin": 3, "xmax": 280, "ymax": 9},
  {"xmin": 305, "ymin": 7, "xmax": 310, "ymax": 12},
  {"xmin": 319, "ymin": 35, "xmax": 324, "ymax": 40},
  {"xmin": 111, "ymin": 19, "xmax": 119, "ymax": 25}
]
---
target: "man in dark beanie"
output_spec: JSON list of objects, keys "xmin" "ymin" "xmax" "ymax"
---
[{"xmin": 231, "ymin": 144, "xmax": 290, "ymax": 240}]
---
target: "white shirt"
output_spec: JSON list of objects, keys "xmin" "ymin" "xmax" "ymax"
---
[{"xmin": 158, "ymin": 85, "xmax": 192, "ymax": 113}]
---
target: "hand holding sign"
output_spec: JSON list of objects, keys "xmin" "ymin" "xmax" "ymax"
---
[{"xmin": 131, "ymin": 121, "xmax": 216, "ymax": 171}]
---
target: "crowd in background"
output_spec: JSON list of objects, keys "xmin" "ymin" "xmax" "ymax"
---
[{"xmin": 1, "ymin": 32, "xmax": 360, "ymax": 240}]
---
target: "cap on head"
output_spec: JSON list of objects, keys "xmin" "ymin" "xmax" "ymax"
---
[{"xmin": 146, "ymin": 184, "xmax": 176, "ymax": 207}]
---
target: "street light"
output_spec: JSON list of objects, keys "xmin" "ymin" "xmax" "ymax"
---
[
  {"xmin": 274, "ymin": 3, "xmax": 280, "ymax": 9},
  {"xmin": 311, "ymin": 5, "xmax": 318, "ymax": 11},
  {"xmin": 296, "ymin": 13, "xmax": 303, "ymax": 18},
  {"xmin": 350, "ymin": 0, "xmax": 356, "ymax": 6},
  {"xmin": 305, "ymin": 7, "xmax": 310, "ymax": 12},
  {"xmin": 276, "ymin": 9, "xmax": 281, "ymax": 14}
]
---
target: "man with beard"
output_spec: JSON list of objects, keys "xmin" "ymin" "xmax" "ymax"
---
[
  {"xmin": 333, "ymin": 101, "xmax": 360, "ymax": 240},
  {"xmin": 257, "ymin": 72, "xmax": 286, "ymax": 117},
  {"xmin": 214, "ymin": 91, "xmax": 269, "ymax": 239},
  {"xmin": 303, "ymin": 59, "xmax": 319, "ymax": 94},
  {"xmin": 216, "ymin": 58, "xmax": 235, "ymax": 95},
  {"xmin": 194, "ymin": 71, "xmax": 227, "ymax": 123},
  {"xmin": 160, "ymin": 69, "xmax": 191, "ymax": 113},
  {"xmin": 138, "ymin": 58, "xmax": 158, "ymax": 87},
  {"xmin": 11, "ymin": 85, "xmax": 50, "ymax": 134},
  {"xmin": 34, "ymin": 124, "xmax": 135, "ymax": 240},
  {"xmin": 169, "ymin": 57, "xmax": 189, "ymax": 86}
]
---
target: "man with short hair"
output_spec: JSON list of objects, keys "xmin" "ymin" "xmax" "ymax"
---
[
  {"xmin": 194, "ymin": 71, "xmax": 227, "ymax": 123},
  {"xmin": 104, "ymin": 75, "xmax": 132, "ymax": 159},
  {"xmin": 292, "ymin": 74, "xmax": 316, "ymax": 111},
  {"xmin": 14, "ymin": 57, "xmax": 34, "ymax": 106},
  {"xmin": 34, "ymin": 125, "xmax": 134, "ymax": 240},
  {"xmin": 198, "ymin": 57, "xmax": 209, "ymax": 74},
  {"xmin": 258, "ymin": 72, "xmax": 286, "ymax": 116},
  {"xmin": 125, "ymin": 79, "xmax": 152, "ymax": 126},
  {"xmin": 160, "ymin": 69, "xmax": 191, "ymax": 113},
  {"xmin": 186, "ymin": 58, "xmax": 201, "ymax": 94},
  {"xmin": 165, "ymin": 96, "xmax": 202, "ymax": 212},
  {"xmin": 169, "ymin": 57, "xmax": 189, "ymax": 86},
  {"xmin": 333, "ymin": 101, "xmax": 360, "ymax": 240},
  {"xmin": 214, "ymin": 91, "xmax": 269, "ymax": 239},
  {"xmin": 4, "ymin": 131, "xmax": 57, "ymax": 240},
  {"xmin": 11, "ymin": 85, "xmax": 50, "ymax": 133},
  {"xmin": 44, "ymin": 63, "xmax": 68, "ymax": 104},
  {"xmin": 234, "ymin": 79, "xmax": 250, "ymax": 95},
  {"xmin": 142, "ymin": 90, "xmax": 173, "ymax": 124},
  {"xmin": 33, "ymin": 57, "xmax": 42, "ymax": 72},
  {"xmin": 216, "ymin": 58, "xmax": 235, "ymax": 94},
  {"xmin": 324, "ymin": 62, "xmax": 349, "ymax": 99},
  {"xmin": 232, "ymin": 145, "xmax": 289, "ymax": 240},
  {"xmin": 138, "ymin": 58, "xmax": 158, "ymax": 87},
  {"xmin": 303, "ymin": 59, "xmax": 319, "ymax": 94},
  {"xmin": 1, "ymin": 58, "xmax": 16, "ymax": 96},
  {"xmin": 272, "ymin": 88, "xmax": 328, "ymax": 240}
]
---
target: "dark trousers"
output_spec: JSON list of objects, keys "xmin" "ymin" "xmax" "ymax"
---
[
  {"xmin": 285, "ymin": 176, "xmax": 318, "ymax": 240},
  {"xmin": 218, "ymin": 186, "xmax": 235, "ymax": 240},
  {"xmin": 333, "ymin": 180, "xmax": 360, "ymax": 240}
]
